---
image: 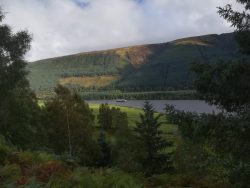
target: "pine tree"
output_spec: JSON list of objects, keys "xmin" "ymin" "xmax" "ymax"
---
[
  {"xmin": 111, "ymin": 107, "xmax": 128, "ymax": 129},
  {"xmin": 98, "ymin": 104, "xmax": 112, "ymax": 130},
  {"xmin": 134, "ymin": 101, "xmax": 173, "ymax": 175},
  {"xmin": 97, "ymin": 131, "xmax": 111, "ymax": 167}
]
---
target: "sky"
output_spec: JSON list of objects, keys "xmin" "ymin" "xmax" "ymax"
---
[{"xmin": 0, "ymin": 0, "xmax": 239, "ymax": 61}]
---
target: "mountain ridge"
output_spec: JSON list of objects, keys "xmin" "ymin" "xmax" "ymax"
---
[
  {"xmin": 28, "ymin": 32, "xmax": 247, "ymax": 99},
  {"xmin": 32, "ymin": 33, "xmax": 228, "ymax": 62}
]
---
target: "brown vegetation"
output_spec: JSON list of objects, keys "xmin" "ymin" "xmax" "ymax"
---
[{"xmin": 59, "ymin": 75, "xmax": 119, "ymax": 88}]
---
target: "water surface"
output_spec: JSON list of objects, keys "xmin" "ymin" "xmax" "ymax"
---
[{"xmin": 87, "ymin": 100, "xmax": 220, "ymax": 114}]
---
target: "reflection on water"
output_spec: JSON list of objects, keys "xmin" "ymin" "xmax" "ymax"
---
[{"xmin": 87, "ymin": 100, "xmax": 220, "ymax": 114}]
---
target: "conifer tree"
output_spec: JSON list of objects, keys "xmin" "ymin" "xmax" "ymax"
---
[
  {"xmin": 97, "ymin": 131, "xmax": 111, "ymax": 167},
  {"xmin": 98, "ymin": 104, "xmax": 112, "ymax": 130},
  {"xmin": 134, "ymin": 101, "xmax": 173, "ymax": 175},
  {"xmin": 111, "ymin": 107, "xmax": 128, "ymax": 129}
]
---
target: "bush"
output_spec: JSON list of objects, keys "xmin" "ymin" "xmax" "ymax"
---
[
  {"xmin": 35, "ymin": 161, "xmax": 65, "ymax": 183},
  {"xmin": 0, "ymin": 164, "xmax": 22, "ymax": 187},
  {"xmin": 72, "ymin": 168, "xmax": 142, "ymax": 188}
]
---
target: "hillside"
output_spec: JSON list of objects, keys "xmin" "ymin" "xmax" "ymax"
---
[{"xmin": 27, "ymin": 33, "xmax": 246, "ymax": 98}]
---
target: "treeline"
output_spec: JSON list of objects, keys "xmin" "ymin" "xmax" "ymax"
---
[
  {"xmin": 64, "ymin": 84, "xmax": 197, "ymax": 100},
  {"xmin": 78, "ymin": 90, "xmax": 197, "ymax": 100},
  {"xmin": 66, "ymin": 83, "xmax": 194, "ymax": 92},
  {"xmin": 36, "ymin": 87, "xmax": 197, "ymax": 100}
]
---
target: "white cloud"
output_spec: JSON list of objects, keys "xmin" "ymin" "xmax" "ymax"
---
[{"xmin": 0, "ymin": 0, "xmax": 238, "ymax": 61}]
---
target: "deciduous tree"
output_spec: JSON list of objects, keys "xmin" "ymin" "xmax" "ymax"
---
[
  {"xmin": 0, "ymin": 8, "xmax": 42, "ymax": 149},
  {"xmin": 45, "ymin": 85, "xmax": 96, "ymax": 164}
]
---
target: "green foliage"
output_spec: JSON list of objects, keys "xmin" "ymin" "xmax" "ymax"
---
[
  {"xmin": 170, "ymin": 4, "xmax": 250, "ymax": 186},
  {"xmin": 0, "ymin": 135, "xmax": 13, "ymax": 166},
  {"xmin": 97, "ymin": 104, "xmax": 129, "ymax": 130},
  {"xmin": 228, "ymin": 161, "xmax": 250, "ymax": 188},
  {"xmin": 72, "ymin": 168, "xmax": 142, "ymax": 188},
  {"xmin": 165, "ymin": 104, "xmax": 183, "ymax": 124},
  {"xmin": 111, "ymin": 107, "xmax": 128, "ymax": 129},
  {"xmin": 113, "ymin": 123, "xmax": 142, "ymax": 172},
  {"xmin": 145, "ymin": 174, "xmax": 231, "ymax": 188},
  {"xmin": 44, "ymin": 169, "xmax": 72, "ymax": 188},
  {"xmin": 4, "ymin": 3, "xmax": 250, "ymax": 187},
  {"xmin": 173, "ymin": 141, "xmax": 212, "ymax": 176},
  {"xmin": 96, "ymin": 131, "xmax": 111, "ymax": 167},
  {"xmin": 78, "ymin": 90, "xmax": 196, "ymax": 100},
  {"xmin": 90, "ymin": 103, "xmax": 169, "ymax": 128},
  {"xmin": 134, "ymin": 101, "xmax": 173, "ymax": 175},
  {"xmin": 175, "ymin": 110, "xmax": 250, "ymax": 162},
  {"xmin": 101, "ymin": 170, "xmax": 142, "ymax": 188},
  {"xmin": 218, "ymin": 0, "xmax": 250, "ymax": 53},
  {"xmin": 235, "ymin": 31, "xmax": 250, "ymax": 54},
  {"xmin": 166, "ymin": 104, "xmax": 250, "ymax": 187},
  {"xmin": 98, "ymin": 104, "xmax": 112, "ymax": 130},
  {"xmin": 192, "ymin": 60, "xmax": 250, "ymax": 113},
  {"xmin": 0, "ymin": 164, "xmax": 22, "ymax": 187},
  {"xmin": 1, "ymin": 85, "xmax": 44, "ymax": 149},
  {"xmin": 44, "ymin": 85, "xmax": 97, "ymax": 165},
  {"xmin": 0, "ymin": 8, "xmax": 43, "ymax": 150},
  {"xmin": 0, "ymin": 9, "xmax": 31, "ymax": 98}
]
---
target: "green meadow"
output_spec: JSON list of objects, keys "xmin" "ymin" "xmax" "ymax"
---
[
  {"xmin": 38, "ymin": 100, "xmax": 178, "ymax": 147},
  {"xmin": 38, "ymin": 101, "xmax": 177, "ymax": 135},
  {"xmin": 89, "ymin": 103, "xmax": 178, "ymax": 145}
]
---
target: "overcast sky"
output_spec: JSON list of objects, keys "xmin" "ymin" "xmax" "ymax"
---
[{"xmin": 0, "ymin": 0, "xmax": 239, "ymax": 61}]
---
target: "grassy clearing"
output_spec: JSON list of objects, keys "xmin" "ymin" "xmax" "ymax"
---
[
  {"xmin": 89, "ymin": 103, "xmax": 178, "ymax": 138},
  {"xmin": 89, "ymin": 103, "xmax": 144, "ymax": 127},
  {"xmin": 37, "ymin": 101, "xmax": 178, "ymax": 143},
  {"xmin": 38, "ymin": 101, "xmax": 177, "ymax": 135},
  {"xmin": 89, "ymin": 103, "xmax": 179, "ymax": 152}
]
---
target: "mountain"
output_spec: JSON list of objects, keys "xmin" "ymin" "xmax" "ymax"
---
[{"xmin": 27, "ymin": 33, "xmax": 247, "ymax": 99}]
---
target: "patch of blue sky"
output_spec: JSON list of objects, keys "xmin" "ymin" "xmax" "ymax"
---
[
  {"xmin": 135, "ymin": 0, "xmax": 145, "ymax": 4},
  {"xmin": 73, "ymin": 0, "xmax": 90, "ymax": 9}
]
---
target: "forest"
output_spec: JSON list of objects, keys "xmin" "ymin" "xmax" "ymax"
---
[
  {"xmin": 27, "ymin": 31, "xmax": 247, "ymax": 100},
  {"xmin": 0, "ymin": 0, "xmax": 250, "ymax": 187}
]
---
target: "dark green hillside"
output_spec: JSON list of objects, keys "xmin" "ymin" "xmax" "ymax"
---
[
  {"xmin": 117, "ymin": 33, "xmax": 243, "ymax": 90},
  {"xmin": 27, "ymin": 33, "xmax": 247, "ymax": 98}
]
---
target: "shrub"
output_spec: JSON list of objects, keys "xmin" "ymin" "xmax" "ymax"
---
[
  {"xmin": 0, "ymin": 164, "xmax": 22, "ymax": 187},
  {"xmin": 35, "ymin": 161, "xmax": 65, "ymax": 183}
]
